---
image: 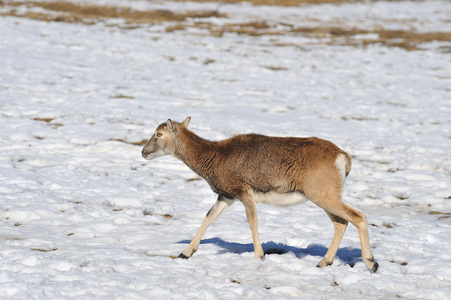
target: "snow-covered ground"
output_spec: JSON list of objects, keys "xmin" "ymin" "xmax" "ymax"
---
[{"xmin": 1, "ymin": 0, "xmax": 450, "ymax": 299}]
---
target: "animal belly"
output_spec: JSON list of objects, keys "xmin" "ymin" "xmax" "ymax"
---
[{"xmin": 254, "ymin": 191, "xmax": 309, "ymax": 207}]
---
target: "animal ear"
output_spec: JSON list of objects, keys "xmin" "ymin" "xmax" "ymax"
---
[
  {"xmin": 167, "ymin": 119, "xmax": 175, "ymax": 133},
  {"xmin": 181, "ymin": 117, "xmax": 191, "ymax": 128}
]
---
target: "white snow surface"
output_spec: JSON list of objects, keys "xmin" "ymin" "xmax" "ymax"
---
[{"xmin": 1, "ymin": 0, "xmax": 451, "ymax": 299}]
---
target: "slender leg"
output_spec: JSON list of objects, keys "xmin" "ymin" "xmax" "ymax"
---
[
  {"xmin": 179, "ymin": 195, "xmax": 235, "ymax": 258},
  {"xmin": 325, "ymin": 202, "xmax": 378, "ymax": 272},
  {"xmin": 317, "ymin": 211, "xmax": 348, "ymax": 268},
  {"xmin": 241, "ymin": 196, "xmax": 264, "ymax": 259}
]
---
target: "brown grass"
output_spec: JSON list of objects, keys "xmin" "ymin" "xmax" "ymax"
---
[
  {"xmin": 1, "ymin": 0, "xmax": 450, "ymax": 51},
  {"xmin": 31, "ymin": 247, "xmax": 58, "ymax": 252},
  {"xmin": 113, "ymin": 94, "xmax": 135, "ymax": 99},
  {"xmin": 185, "ymin": 21, "xmax": 451, "ymax": 51},
  {"xmin": 1, "ymin": 1, "xmax": 225, "ymax": 25},
  {"xmin": 33, "ymin": 117, "xmax": 55, "ymax": 123},
  {"xmin": 429, "ymin": 211, "xmax": 451, "ymax": 220},
  {"xmin": 109, "ymin": 138, "xmax": 148, "ymax": 146},
  {"xmin": 143, "ymin": 211, "xmax": 174, "ymax": 219},
  {"xmin": 171, "ymin": 0, "xmax": 371, "ymax": 5}
]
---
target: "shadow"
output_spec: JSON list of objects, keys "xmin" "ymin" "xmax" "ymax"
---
[{"xmin": 178, "ymin": 238, "xmax": 361, "ymax": 266}]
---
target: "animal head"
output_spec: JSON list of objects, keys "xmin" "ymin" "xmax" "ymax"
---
[{"xmin": 141, "ymin": 117, "xmax": 191, "ymax": 160}]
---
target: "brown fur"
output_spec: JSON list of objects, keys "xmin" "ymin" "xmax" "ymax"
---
[
  {"xmin": 142, "ymin": 118, "xmax": 378, "ymax": 272},
  {"xmin": 174, "ymin": 128, "xmax": 348, "ymax": 201}
]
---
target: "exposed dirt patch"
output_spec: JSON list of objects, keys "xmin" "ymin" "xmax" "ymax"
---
[
  {"xmin": 143, "ymin": 210, "xmax": 174, "ymax": 219},
  {"xmin": 390, "ymin": 260, "xmax": 408, "ymax": 266}
]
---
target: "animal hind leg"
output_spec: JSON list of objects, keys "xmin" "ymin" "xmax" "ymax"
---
[
  {"xmin": 325, "ymin": 201, "xmax": 379, "ymax": 272},
  {"xmin": 317, "ymin": 211, "xmax": 348, "ymax": 268},
  {"xmin": 179, "ymin": 195, "xmax": 235, "ymax": 258}
]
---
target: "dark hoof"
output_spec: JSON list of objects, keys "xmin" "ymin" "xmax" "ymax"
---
[
  {"xmin": 373, "ymin": 262, "xmax": 379, "ymax": 273},
  {"xmin": 178, "ymin": 253, "xmax": 189, "ymax": 259}
]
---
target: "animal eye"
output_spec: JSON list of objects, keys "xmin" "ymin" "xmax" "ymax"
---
[{"xmin": 156, "ymin": 133, "xmax": 163, "ymax": 137}]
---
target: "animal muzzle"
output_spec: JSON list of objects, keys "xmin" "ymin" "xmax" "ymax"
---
[
  {"xmin": 142, "ymin": 148, "xmax": 166, "ymax": 160},
  {"xmin": 142, "ymin": 149, "xmax": 151, "ymax": 159}
]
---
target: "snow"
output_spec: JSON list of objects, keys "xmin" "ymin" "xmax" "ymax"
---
[{"xmin": 1, "ymin": 0, "xmax": 451, "ymax": 299}]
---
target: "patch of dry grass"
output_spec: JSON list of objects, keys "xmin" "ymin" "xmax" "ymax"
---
[
  {"xmin": 170, "ymin": 0, "xmax": 377, "ymax": 5},
  {"xmin": 33, "ymin": 117, "xmax": 55, "ymax": 123},
  {"xmin": 291, "ymin": 26, "xmax": 451, "ymax": 51},
  {"xmin": 0, "ymin": 1, "xmax": 225, "ymax": 25},
  {"xmin": 178, "ymin": 20, "xmax": 451, "ymax": 51},
  {"xmin": 429, "ymin": 211, "xmax": 451, "ymax": 220},
  {"xmin": 109, "ymin": 138, "xmax": 148, "ymax": 146},
  {"xmin": 1, "ymin": 0, "xmax": 450, "ymax": 51}
]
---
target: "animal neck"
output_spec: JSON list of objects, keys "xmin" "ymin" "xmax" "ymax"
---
[{"xmin": 174, "ymin": 128, "xmax": 218, "ymax": 178}]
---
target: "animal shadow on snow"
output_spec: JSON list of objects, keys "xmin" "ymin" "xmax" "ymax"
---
[{"xmin": 178, "ymin": 238, "xmax": 361, "ymax": 267}]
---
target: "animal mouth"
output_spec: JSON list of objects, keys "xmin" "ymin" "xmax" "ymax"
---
[{"xmin": 141, "ymin": 150, "xmax": 151, "ymax": 159}]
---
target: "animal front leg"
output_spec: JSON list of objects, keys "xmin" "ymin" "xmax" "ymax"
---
[
  {"xmin": 179, "ymin": 196, "xmax": 235, "ymax": 259},
  {"xmin": 241, "ymin": 195, "xmax": 264, "ymax": 259}
]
